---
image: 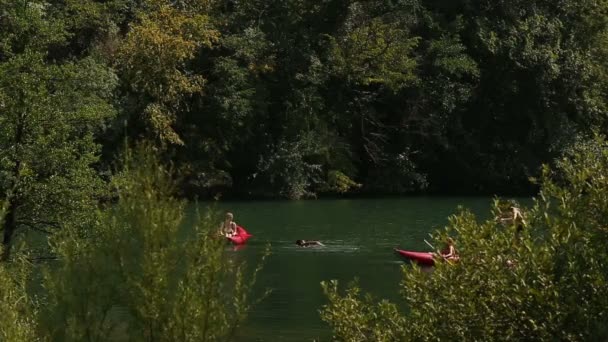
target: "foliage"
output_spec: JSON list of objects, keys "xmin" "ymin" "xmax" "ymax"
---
[
  {"xmin": 326, "ymin": 170, "xmax": 361, "ymax": 194},
  {"xmin": 0, "ymin": 255, "xmax": 38, "ymax": 342},
  {"xmin": 256, "ymin": 136, "xmax": 323, "ymax": 199},
  {"xmin": 363, "ymin": 148, "xmax": 428, "ymax": 193},
  {"xmin": 98, "ymin": 0, "xmax": 608, "ymax": 198},
  {"xmin": 328, "ymin": 2, "xmax": 419, "ymax": 90},
  {"xmin": 321, "ymin": 135, "xmax": 608, "ymax": 340},
  {"xmin": 321, "ymin": 280, "xmax": 407, "ymax": 342},
  {"xmin": 0, "ymin": 0, "xmax": 117, "ymax": 258},
  {"xmin": 447, "ymin": 0, "xmax": 608, "ymax": 191},
  {"xmin": 39, "ymin": 144, "xmax": 265, "ymax": 341},
  {"xmin": 3, "ymin": 0, "xmax": 608, "ymax": 199},
  {"xmin": 0, "ymin": 204, "xmax": 37, "ymax": 342},
  {"xmin": 116, "ymin": 0, "xmax": 219, "ymax": 145}
]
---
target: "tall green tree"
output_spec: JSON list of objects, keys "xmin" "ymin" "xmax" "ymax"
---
[
  {"xmin": 322, "ymin": 0, "xmax": 431, "ymax": 194},
  {"xmin": 116, "ymin": 0, "xmax": 219, "ymax": 146},
  {"xmin": 443, "ymin": 0, "xmax": 608, "ymax": 192},
  {"xmin": 0, "ymin": 0, "xmax": 116, "ymax": 260}
]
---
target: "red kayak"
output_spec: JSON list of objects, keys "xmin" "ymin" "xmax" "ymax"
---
[
  {"xmin": 394, "ymin": 249, "xmax": 435, "ymax": 266},
  {"xmin": 227, "ymin": 226, "xmax": 252, "ymax": 245}
]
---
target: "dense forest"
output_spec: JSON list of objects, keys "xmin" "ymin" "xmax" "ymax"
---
[
  {"xmin": 3, "ymin": 0, "xmax": 608, "ymax": 204},
  {"xmin": 2, "ymin": 1, "xmax": 608, "ymax": 340}
]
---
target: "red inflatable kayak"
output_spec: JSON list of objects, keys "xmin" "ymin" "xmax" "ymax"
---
[
  {"xmin": 227, "ymin": 226, "xmax": 252, "ymax": 245},
  {"xmin": 394, "ymin": 249, "xmax": 435, "ymax": 266}
]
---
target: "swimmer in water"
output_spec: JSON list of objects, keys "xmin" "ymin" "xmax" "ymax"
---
[{"xmin": 295, "ymin": 239, "xmax": 324, "ymax": 247}]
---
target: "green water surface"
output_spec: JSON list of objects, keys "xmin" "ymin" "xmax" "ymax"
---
[{"xmin": 203, "ymin": 197, "xmax": 496, "ymax": 341}]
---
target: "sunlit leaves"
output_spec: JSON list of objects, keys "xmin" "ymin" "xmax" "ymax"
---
[
  {"xmin": 321, "ymin": 280, "xmax": 407, "ymax": 342},
  {"xmin": 0, "ymin": 43, "xmax": 116, "ymax": 257},
  {"xmin": 0, "ymin": 0, "xmax": 67, "ymax": 59},
  {"xmin": 0, "ymin": 206, "xmax": 36, "ymax": 341},
  {"xmin": 0, "ymin": 254, "xmax": 37, "ymax": 342},
  {"xmin": 329, "ymin": 2, "xmax": 418, "ymax": 91},
  {"xmin": 117, "ymin": 0, "xmax": 219, "ymax": 145},
  {"xmin": 326, "ymin": 170, "xmax": 361, "ymax": 194}
]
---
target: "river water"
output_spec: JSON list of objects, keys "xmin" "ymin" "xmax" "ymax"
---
[{"xmin": 203, "ymin": 197, "xmax": 497, "ymax": 341}]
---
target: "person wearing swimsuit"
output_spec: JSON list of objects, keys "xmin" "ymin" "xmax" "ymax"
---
[
  {"xmin": 496, "ymin": 203, "xmax": 527, "ymax": 229},
  {"xmin": 220, "ymin": 212, "xmax": 237, "ymax": 237},
  {"xmin": 439, "ymin": 238, "xmax": 459, "ymax": 261}
]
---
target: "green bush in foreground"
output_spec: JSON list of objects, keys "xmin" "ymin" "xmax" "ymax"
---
[
  {"xmin": 1, "ymin": 145, "xmax": 264, "ymax": 341},
  {"xmin": 0, "ymin": 204, "xmax": 37, "ymax": 341},
  {"xmin": 0, "ymin": 254, "xmax": 38, "ymax": 342},
  {"xmin": 321, "ymin": 135, "xmax": 608, "ymax": 341},
  {"xmin": 40, "ymin": 145, "xmax": 264, "ymax": 341}
]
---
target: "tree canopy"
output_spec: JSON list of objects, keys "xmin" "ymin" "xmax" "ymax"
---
[{"xmin": 2, "ymin": 0, "xmax": 608, "ymax": 201}]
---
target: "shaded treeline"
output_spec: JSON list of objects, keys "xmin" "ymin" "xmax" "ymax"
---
[{"xmin": 2, "ymin": 0, "xmax": 608, "ymax": 209}]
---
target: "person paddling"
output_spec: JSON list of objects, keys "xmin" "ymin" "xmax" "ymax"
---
[
  {"xmin": 438, "ymin": 237, "xmax": 459, "ymax": 261},
  {"xmin": 295, "ymin": 240, "xmax": 324, "ymax": 247}
]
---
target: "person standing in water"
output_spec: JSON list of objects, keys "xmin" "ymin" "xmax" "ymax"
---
[
  {"xmin": 502, "ymin": 206, "xmax": 526, "ymax": 228},
  {"xmin": 496, "ymin": 202, "xmax": 527, "ymax": 243},
  {"xmin": 496, "ymin": 200, "xmax": 527, "ymax": 229},
  {"xmin": 495, "ymin": 201, "xmax": 527, "ymax": 268},
  {"xmin": 220, "ymin": 212, "xmax": 237, "ymax": 237}
]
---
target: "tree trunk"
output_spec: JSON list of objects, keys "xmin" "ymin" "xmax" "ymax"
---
[
  {"xmin": 2, "ymin": 111, "xmax": 25, "ymax": 261},
  {"xmin": 1, "ymin": 198, "xmax": 17, "ymax": 261}
]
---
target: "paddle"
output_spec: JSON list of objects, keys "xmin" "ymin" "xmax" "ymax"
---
[{"xmin": 425, "ymin": 239, "xmax": 445, "ymax": 260}]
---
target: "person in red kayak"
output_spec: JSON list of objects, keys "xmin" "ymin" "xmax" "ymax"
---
[
  {"xmin": 220, "ymin": 212, "xmax": 237, "ymax": 237},
  {"xmin": 296, "ymin": 240, "xmax": 324, "ymax": 247},
  {"xmin": 439, "ymin": 237, "xmax": 459, "ymax": 261}
]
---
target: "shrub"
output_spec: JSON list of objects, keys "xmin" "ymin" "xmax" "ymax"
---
[
  {"xmin": 1, "ymin": 144, "xmax": 264, "ymax": 342},
  {"xmin": 321, "ymin": 135, "xmax": 608, "ymax": 341},
  {"xmin": 39, "ymin": 144, "xmax": 265, "ymax": 341}
]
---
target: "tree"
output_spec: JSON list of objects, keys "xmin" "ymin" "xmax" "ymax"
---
[
  {"xmin": 0, "ymin": 0, "xmax": 117, "ymax": 260},
  {"xmin": 328, "ymin": 1, "xmax": 418, "ymax": 90},
  {"xmin": 445, "ymin": 0, "xmax": 608, "ymax": 192},
  {"xmin": 0, "ymin": 145, "xmax": 266, "ymax": 341},
  {"xmin": 116, "ymin": 0, "xmax": 219, "ymax": 146},
  {"xmin": 323, "ymin": 0, "xmax": 429, "ymax": 194}
]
